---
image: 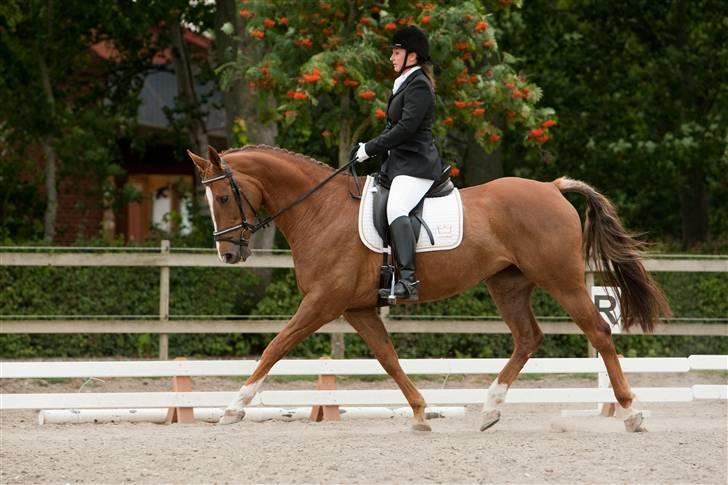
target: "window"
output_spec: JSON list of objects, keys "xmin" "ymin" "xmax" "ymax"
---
[{"xmin": 126, "ymin": 174, "xmax": 193, "ymax": 241}]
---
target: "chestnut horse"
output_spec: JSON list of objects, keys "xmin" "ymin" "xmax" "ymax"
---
[{"xmin": 188, "ymin": 145, "xmax": 671, "ymax": 433}]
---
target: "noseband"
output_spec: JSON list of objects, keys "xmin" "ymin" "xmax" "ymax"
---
[{"xmin": 201, "ymin": 155, "xmax": 358, "ymax": 250}]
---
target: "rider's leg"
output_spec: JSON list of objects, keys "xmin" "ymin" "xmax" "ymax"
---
[
  {"xmin": 385, "ymin": 175, "xmax": 433, "ymax": 301},
  {"xmin": 387, "ymin": 216, "xmax": 418, "ymax": 299}
]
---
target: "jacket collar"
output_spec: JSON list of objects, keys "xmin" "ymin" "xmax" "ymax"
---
[
  {"xmin": 392, "ymin": 66, "xmax": 421, "ymax": 95},
  {"xmin": 388, "ymin": 68, "xmax": 426, "ymax": 105}
]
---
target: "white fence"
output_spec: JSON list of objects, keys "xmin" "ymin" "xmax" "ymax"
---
[{"xmin": 2, "ymin": 355, "xmax": 726, "ymax": 411}]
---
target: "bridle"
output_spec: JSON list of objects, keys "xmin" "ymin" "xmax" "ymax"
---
[
  {"xmin": 200, "ymin": 155, "xmax": 358, "ymax": 249},
  {"xmin": 200, "ymin": 157, "xmax": 259, "ymax": 248}
]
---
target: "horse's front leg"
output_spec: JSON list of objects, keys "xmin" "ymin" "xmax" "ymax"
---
[
  {"xmin": 219, "ymin": 293, "xmax": 344, "ymax": 425},
  {"xmin": 343, "ymin": 308, "xmax": 431, "ymax": 432}
]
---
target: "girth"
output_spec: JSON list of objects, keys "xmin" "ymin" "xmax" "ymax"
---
[{"xmin": 372, "ymin": 166, "xmax": 454, "ymax": 247}]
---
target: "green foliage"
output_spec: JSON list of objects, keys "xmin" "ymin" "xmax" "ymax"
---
[
  {"xmin": 1, "ymin": 262, "xmax": 726, "ymax": 358},
  {"xmin": 0, "ymin": 157, "xmax": 45, "ymax": 242},
  {"xmin": 0, "ymin": 264, "xmax": 260, "ymax": 358},
  {"xmin": 251, "ymin": 270, "xmax": 302, "ymax": 316},
  {"xmin": 498, "ymin": 0, "xmax": 728, "ymax": 246},
  {"xmin": 220, "ymin": 0, "xmax": 554, "ymax": 165},
  {"xmin": 655, "ymin": 272, "xmax": 728, "ymax": 318}
]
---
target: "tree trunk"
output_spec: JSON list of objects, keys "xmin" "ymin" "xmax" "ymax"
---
[
  {"xmin": 214, "ymin": 0, "xmax": 277, "ymax": 147},
  {"xmin": 338, "ymin": 95, "xmax": 353, "ymax": 167},
  {"xmin": 38, "ymin": 48, "xmax": 57, "ymax": 243},
  {"xmin": 213, "ymin": 0, "xmax": 277, "ymax": 280},
  {"xmin": 674, "ymin": 0, "xmax": 707, "ymax": 247},
  {"xmin": 463, "ymin": 137, "xmax": 503, "ymax": 186},
  {"xmin": 41, "ymin": 138, "xmax": 58, "ymax": 242},
  {"xmin": 168, "ymin": 19, "xmax": 208, "ymax": 155},
  {"xmin": 679, "ymin": 161, "xmax": 708, "ymax": 248},
  {"xmin": 213, "ymin": 0, "xmax": 242, "ymax": 148}
]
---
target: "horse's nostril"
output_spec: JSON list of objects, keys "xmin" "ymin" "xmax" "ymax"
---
[{"xmin": 223, "ymin": 253, "xmax": 234, "ymax": 263}]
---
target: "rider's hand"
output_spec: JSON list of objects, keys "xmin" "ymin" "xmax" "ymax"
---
[{"xmin": 354, "ymin": 142, "xmax": 370, "ymax": 163}]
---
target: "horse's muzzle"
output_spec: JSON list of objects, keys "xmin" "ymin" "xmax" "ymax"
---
[
  {"xmin": 221, "ymin": 245, "xmax": 251, "ymax": 264},
  {"xmin": 222, "ymin": 252, "xmax": 240, "ymax": 264}
]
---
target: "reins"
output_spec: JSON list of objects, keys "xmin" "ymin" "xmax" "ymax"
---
[
  {"xmin": 251, "ymin": 156, "xmax": 359, "ymax": 232},
  {"xmin": 201, "ymin": 154, "xmax": 359, "ymax": 247}
]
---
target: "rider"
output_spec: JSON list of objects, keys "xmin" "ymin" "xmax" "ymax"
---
[{"xmin": 353, "ymin": 25, "xmax": 445, "ymax": 302}]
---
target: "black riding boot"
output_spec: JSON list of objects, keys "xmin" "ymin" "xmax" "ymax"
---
[{"xmin": 386, "ymin": 215, "xmax": 419, "ymax": 301}]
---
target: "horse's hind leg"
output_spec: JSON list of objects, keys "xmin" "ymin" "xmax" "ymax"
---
[
  {"xmin": 343, "ymin": 308, "xmax": 431, "ymax": 432},
  {"xmin": 219, "ymin": 294, "xmax": 344, "ymax": 425},
  {"xmin": 543, "ymin": 281, "xmax": 645, "ymax": 432},
  {"xmin": 480, "ymin": 266, "xmax": 543, "ymax": 431}
]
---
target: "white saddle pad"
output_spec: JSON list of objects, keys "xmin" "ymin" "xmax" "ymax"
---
[{"xmin": 358, "ymin": 175, "xmax": 464, "ymax": 253}]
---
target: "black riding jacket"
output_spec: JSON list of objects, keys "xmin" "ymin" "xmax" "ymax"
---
[{"xmin": 364, "ymin": 69, "xmax": 445, "ymax": 187}]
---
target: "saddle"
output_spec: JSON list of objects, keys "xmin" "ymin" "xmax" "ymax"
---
[
  {"xmin": 371, "ymin": 166, "xmax": 455, "ymax": 247},
  {"xmin": 366, "ymin": 166, "xmax": 456, "ymax": 306}
]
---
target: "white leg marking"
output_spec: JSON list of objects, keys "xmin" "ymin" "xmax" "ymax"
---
[
  {"xmin": 227, "ymin": 378, "xmax": 264, "ymax": 413},
  {"xmin": 218, "ymin": 378, "xmax": 265, "ymax": 425},
  {"xmin": 205, "ymin": 187, "xmax": 224, "ymax": 262},
  {"xmin": 483, "ymin": 379, "xmax": 509, "ymax": 411},
  {"xmin": 615, "ymin": 403, "xmax": 633, "ymax": 419},
  {"xmin": 480, "ymin": 379, "xmax": 508, "ymax": 431},
  {"xmin": 615, "ymin": 394, "xmax": 646, "ymax": 432},
  {"xmin": 614, "ymin": 393, "xmax": 639, "ymax": 419}
]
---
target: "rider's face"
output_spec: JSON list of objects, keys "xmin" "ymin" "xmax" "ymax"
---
[{"xmin": 390, "ymin": 48, "xmax": 416, "ymax": 73}]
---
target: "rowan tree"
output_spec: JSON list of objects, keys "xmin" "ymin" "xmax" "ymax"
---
[{"xmin": 218, "ymin": 0, "xmax": 555, "ymax": 168}]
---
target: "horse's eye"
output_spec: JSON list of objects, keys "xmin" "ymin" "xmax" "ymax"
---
[{"xmin": 219, "ymin": 195, "xmax": 229, "ymax": 204}]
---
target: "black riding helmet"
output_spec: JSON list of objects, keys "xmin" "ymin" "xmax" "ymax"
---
[{"xmin": 391, "ymin": 25, "xmax": 431, "ymax": 71}]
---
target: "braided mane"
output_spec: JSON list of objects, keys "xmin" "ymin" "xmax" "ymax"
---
[{"xmin": 222, "ymin": 145, "xmax": 337, "ymax": 172}]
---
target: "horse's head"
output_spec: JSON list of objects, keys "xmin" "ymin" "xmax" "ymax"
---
[{"xmin": 188, "ymin": 146, "xmax": 261, "ymax": 264}]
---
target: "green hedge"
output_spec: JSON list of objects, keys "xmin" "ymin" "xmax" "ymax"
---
[
  {"xmin": 0, "ymin": 265, "xmax": 261, "ymax": 358},
  {"xmin": 1, "ymin": 265, "xmax": 726, "ymax": 358}
]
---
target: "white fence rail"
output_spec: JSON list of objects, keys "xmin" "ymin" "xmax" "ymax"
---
[{"xmin": 1, "ymin": 356, "xmax": 726, "ymax": 410}]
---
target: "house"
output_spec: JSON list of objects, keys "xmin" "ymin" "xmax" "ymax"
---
[{"xmin": 53, "ymin": 30, "xmax": 227, "ymax": 244}]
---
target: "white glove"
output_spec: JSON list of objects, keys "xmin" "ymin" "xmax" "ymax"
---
[{"xmin": 355, "ymin": 142, "xmax": 370, "ymax": 163}]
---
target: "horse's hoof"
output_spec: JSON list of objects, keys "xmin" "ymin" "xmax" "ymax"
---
[
  {"xmin": 218, "ymin": 408, "xmax": 245, "ymax": 425},
  {"xmin": 411, "ymin": 422, "xmax": 432, "ymax": 432},
  {"xmin": 479, "ymin": 409, "xmax": 501, "ymax": 432},
  {"xmin": 623, "ymin": 412, "xmax": 647, "ymax": 433}
]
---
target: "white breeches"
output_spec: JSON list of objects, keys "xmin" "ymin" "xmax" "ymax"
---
[{"xmin": 387, "ymin": 175, "xmax": 434, "ymax": 223}]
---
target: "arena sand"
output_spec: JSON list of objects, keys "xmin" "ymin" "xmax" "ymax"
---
[{"xmin": 1, "ymin": 372, "xmax": 726, "ymax": 484}]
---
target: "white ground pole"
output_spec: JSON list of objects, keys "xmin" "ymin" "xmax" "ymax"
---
[{"xmin": 38, "ymin": 407, "xmax": 465, "ymax": 425}]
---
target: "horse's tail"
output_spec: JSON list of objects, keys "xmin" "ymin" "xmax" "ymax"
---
[{"xmin": 553, "ymin": 177, "xmax": 672, "ymax": 332}]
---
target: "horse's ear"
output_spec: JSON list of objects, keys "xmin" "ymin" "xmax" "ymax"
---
[
  {"xmin": 187, "ymin": 150, "xmax": 209, "ymax": 174},
  {"xmin": 208, "ymin": 145, "xmax": 222, "ymax": 169}
]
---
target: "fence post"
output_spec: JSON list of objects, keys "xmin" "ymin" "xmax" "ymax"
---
[
  {"xmin": 585, "ymin": 270, "xmax": 596, "ymax": 358},
  {"xmin": 309, "ymin": 356, "xmax": 341, "ymax": 422},
  {"xmin": 159, "ymin": 240, "xmax": 170, "ymax": 360},
  {"xmin": 331, "ymin": 333, "xmax": 345, "ymax": 359},
  {"xmin": 380, "ymin": 305, "xmax": 390, "ymax": 321}
]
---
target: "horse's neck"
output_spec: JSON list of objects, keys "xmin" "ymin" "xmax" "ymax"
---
[{"xmin": 234, "ymin": 149, "xmax": 347, "ymax": 244}]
